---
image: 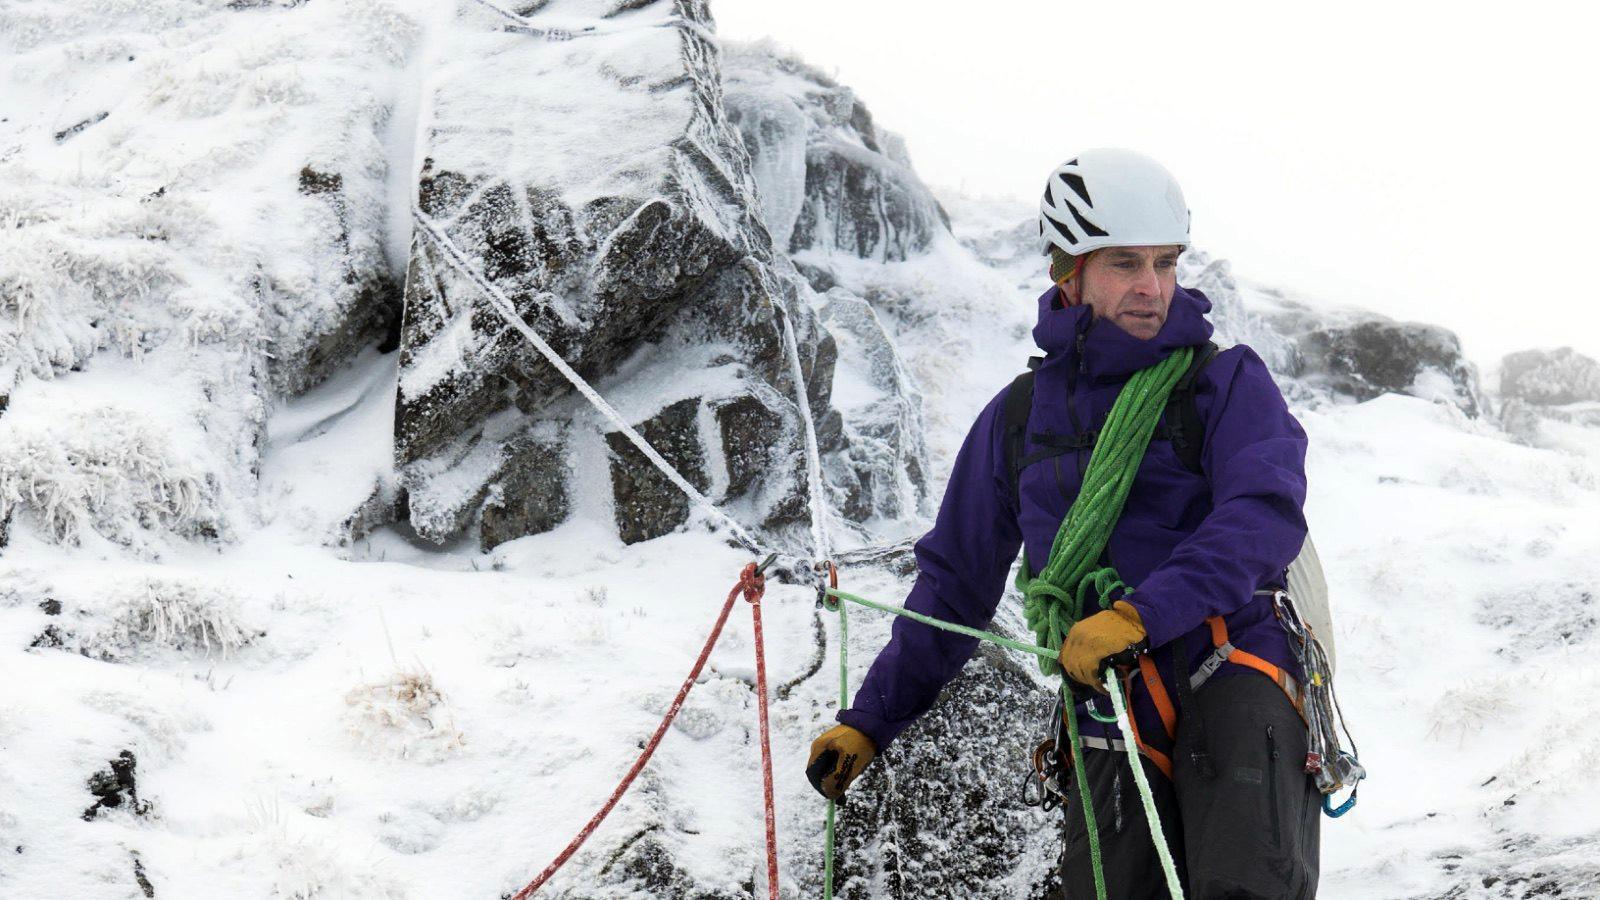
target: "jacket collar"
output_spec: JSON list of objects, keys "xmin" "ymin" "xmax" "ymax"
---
[{"xmin": 1031, "ymin": 283, "xmax": 1215, "ymax": 383}]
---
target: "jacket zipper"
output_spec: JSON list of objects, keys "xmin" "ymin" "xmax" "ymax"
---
[
  {"xmin": 1266, "ymin": 725, "xmax": 1282, "ymax": 849},
  {"xmin": 1071, "ymin": 332, "xmax": 1089, "ymax": 480}
]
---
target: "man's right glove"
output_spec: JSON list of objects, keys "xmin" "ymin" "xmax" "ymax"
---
[{"xmin": 806, "ymin": 724, "xmax": 877, "ymax": 800}]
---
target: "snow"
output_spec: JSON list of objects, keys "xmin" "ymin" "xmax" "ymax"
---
[{"xmin": 4, "ymin": 4, "xmax": 1600, "ymax": 899}]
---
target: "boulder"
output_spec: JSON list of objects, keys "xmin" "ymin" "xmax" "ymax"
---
[
  {"xmin": 1298, "ymin": 319, "xmax": 1484, "ymax": 416},
  {"xmin": 606, "ymin": 398, "xmax": 709, "ymax": 545},
  {"xmin": 823, "ymin": 640, "xmax": 1058, "ymax": 899},
  {"xmin": 1500, "ymin": 347, "xmax": 1600, "ymax": 407},
  {"xmin": 481, "ymin": 424, "xmax": 569, "ymax": 551}
]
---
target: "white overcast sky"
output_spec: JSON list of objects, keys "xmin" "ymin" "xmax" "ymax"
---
[{"xmin": 716, "ymin": 1, "xmax": 1600, "ymax": 368}]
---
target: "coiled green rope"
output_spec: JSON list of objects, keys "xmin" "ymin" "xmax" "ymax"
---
[{"xmin": 1018, "ymin": 346, "xmax": 1194, "ymax": 675}]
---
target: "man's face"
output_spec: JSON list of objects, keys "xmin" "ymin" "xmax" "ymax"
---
[{"xmin": 1069, "ymin": 245, "xmax": 1182, "ymax": 341}]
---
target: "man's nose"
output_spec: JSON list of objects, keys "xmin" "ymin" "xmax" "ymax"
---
[{"xmin": 1133, "ymin": 264, "xmax": 1161, "ymax": 296}]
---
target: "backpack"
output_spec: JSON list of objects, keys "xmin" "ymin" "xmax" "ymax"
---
[{"xmin": 998, "ymin": 341, "xmax": 1337, "ymax": 671}]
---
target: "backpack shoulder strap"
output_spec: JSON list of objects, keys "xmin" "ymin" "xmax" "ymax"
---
[
  {"xmin": 1001, "ymin": 358, "xmax": 1041, "ymax": 511},
  {"xmin": 1168, "ymin": 341, "xmax": 1220, "ymax": 475}
]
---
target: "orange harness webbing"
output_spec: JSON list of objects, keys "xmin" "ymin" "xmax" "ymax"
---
[{"xmin": 1079, "ymin": 615, "xmax": 1305, "ymax": 780}]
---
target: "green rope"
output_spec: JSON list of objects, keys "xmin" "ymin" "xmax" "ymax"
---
[
  {"xmin": 1018, "ymin": 345, "xmax": 1193, "ymax": 677},
  {"xmin": 1062, "ymin": 686, "xmax": 1106, "ymax": 900},
  {"xmin": 827, "ymin": 589, "xmax": 1058, "ymax": 660},
  {"xmin": 823, "ymin": 591, "xmax": 847, "ymax": 900},
  {"xmin": 1107, "ymin": 671, "xmax": 1185, "ymax": 894}
]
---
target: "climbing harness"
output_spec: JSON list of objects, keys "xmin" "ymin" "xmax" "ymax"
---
[{"xmin": 999, "ymin": 340, "xmax": 1366, "ymax": 820}]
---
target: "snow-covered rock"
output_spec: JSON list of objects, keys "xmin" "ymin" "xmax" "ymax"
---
[
  {"xmin": 723, "ymin": 41, "xmax": 951, "ymax": 265},
  {"xmin": 820, "ymin": 288, "xmax": 930, "ymax": 522},
  {"xmin": 1500, "ymin": 346, "xmax": 1600, "ymax": 407},
  {"xmin": 0, "ymin": 0, "xmax": 411, "ymax": 554},
  {"xmin": 1297, "ymin": 319, "xmax": 1484, "ymax": 417},
  {"xmin": 394, "ymin": 0, "xmax": 835, "ymax": 549}
]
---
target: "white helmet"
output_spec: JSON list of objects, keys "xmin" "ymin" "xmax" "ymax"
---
[{"xmin": 1037, "ymin": 149, "xmax": 1190, "ymax": 257}]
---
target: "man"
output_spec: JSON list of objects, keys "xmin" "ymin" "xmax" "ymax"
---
[{"xmin": 807, "ymin": 149, "xmax": 1320, "ymax": 898}]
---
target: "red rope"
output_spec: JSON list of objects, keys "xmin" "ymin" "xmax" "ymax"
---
[
  {"xmin": 743, "ymin": 571, "xmax": 780, "ymax": 900},
  {"xmin": 509, "ymin": 563, "xmax": 768, "ymax": 899}
]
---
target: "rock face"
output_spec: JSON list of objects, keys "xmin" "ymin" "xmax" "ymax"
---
[
  {"xmin": 1500, "ymin": 347, "xmax": 1600, "ymax": 407},
  {"xmin": 821, "ymin": 288, "xmax": 930, "ymax": 522},
  {"xmin": 395, "ymin": 0, "xmax": 839, "ymax": 549},
  {"xmin": 1298, "ymin": 319, "xmax": 1484, "ymax": 416},
  {"xmin": 395, "ymin": 14, "xmax": 940, "ymax": 550},
  {"xmin": 722, "ymin": 43, "xmax": 951, "ymax": 264},
  {"xmin": 826, "ymin": 639, "xmax": 1059, "ymax": 900}
]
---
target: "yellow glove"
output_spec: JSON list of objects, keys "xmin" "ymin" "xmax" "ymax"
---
[
  {"xmin": 1060, "ymin": 600, "xmax": 1148, "ymax": 690},
  {"xmin": 806, "ymin": 724, "xmax": 877, "ymax": 799}
]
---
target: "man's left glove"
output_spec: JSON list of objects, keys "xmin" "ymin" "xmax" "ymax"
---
[
  {"xmin": 1060, "ymin": 600, "xmax": 1149, "ymax": 690},
  {"xmin": 806, "ymin": 724, "xmax": 877, "ymax": 800}
]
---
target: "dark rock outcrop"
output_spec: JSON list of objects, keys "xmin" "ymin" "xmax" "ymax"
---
[
  {"xmin": 82, "ymin": 750, "xmax": 151, "ymax": 821},
  {"xmin": 481, "ymin": 425, "xmax": 570, "ymax": 550},
  {"xmin": 606, "ymin": 398, "xmax": 709, "ymax": 545},
  {"xmin": 1299, "ymin": 319, "xmax": 1484, "ymax": 416},
  {"xmin": 274, "ymin": 165, "xmax": 403, "ymax": 395}
]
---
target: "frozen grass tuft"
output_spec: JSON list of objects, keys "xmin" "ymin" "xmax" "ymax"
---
[
  {"xmin": 344, "ymin": 666, "xmax": 465, "ymax": 763},
  {"xmin": 86, "ymin": 577, "xmax": 255, "ymax": 661},
  {"xmin": 0, "ymin": 405, "xmax": 226, "ymax": 550}
]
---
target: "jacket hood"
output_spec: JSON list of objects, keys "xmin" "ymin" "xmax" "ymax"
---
[{"xmin": 1032, "ymin": 283, "xmax": 1216, "ymax": 382}]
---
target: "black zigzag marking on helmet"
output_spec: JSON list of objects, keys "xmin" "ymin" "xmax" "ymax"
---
[
  {"xmin": 1062, "ymin": 172, "xmax": 1092, "ymax": 206},
  {"xmin": 1042, "ymin": 209, "xmax": 1079, "ymax": 245},
  {"xmin": 1062, "ymin": 199, "xmax": 1108, "ymax": 238}
]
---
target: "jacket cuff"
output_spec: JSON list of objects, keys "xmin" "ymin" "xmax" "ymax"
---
[
  {"xmin": 836, "ymin": 708, "xmax": 893, "ymax": 753},
  {"xmin": 1123, "ymin": 590, "xmax": 1187, "ymax": 651}
]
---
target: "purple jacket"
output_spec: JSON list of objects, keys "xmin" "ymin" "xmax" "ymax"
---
[{"xmin": 838, "ymin": 283, "xmax": 1309, "ymax": 750}]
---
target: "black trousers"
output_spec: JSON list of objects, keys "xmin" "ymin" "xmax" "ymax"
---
[{"xmin": 1059, "ymin": 673, "xmax": 1321, "ymax": 899}]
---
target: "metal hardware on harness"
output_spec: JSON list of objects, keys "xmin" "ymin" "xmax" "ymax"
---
[
  {"xmin": 1023, "ymin": 689, "xmax": 1068, "ymax": 811},
  {"xmin": 1270, "ymin": 588, "xmax": 1366, "ymax": 817}
]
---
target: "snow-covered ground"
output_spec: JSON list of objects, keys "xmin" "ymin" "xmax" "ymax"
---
[{"xmin": 4, "ymin": 3, "xmax": 1600, "ymax": 899}]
